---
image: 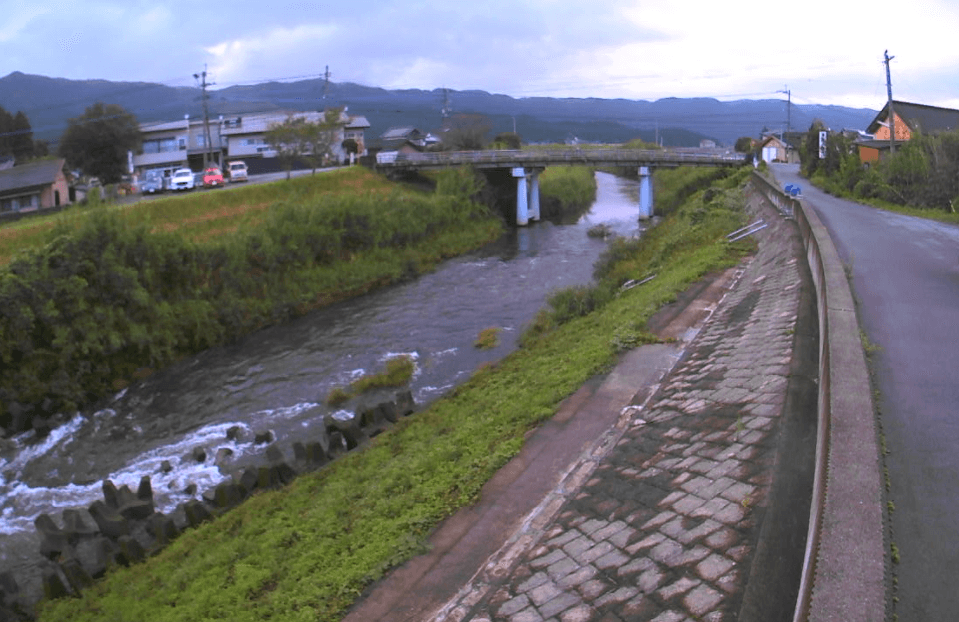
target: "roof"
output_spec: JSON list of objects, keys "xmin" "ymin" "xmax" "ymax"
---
[
  {"xmin": 0, "ymin": 159, "xmax": 65, "ymax": 195},
  {"xmin": 867, "ymin": 100, "xmax": 959, "ymax": 135},
  {"xmin": 346, "ymin": 115, "xmax": 370, "ymax": 129},
  {"xmin": 380, "ymin": 127, "xmax": 423, "ymax": 141}
]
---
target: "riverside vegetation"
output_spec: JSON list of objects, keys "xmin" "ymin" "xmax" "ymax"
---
[
  {"xmin": 0, "ymin": 167, "xmax": 506, "ymax": 435},
  {"xmin": 35, "ymin": 163, "xmax": 752, "ymax": 622}
]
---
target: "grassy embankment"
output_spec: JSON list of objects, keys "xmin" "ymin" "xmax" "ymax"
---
[
  {"xmin": 37, "ymin": 164, "xmax": 753, "ymax": 622},
  {"xmin": 0, "ymin": 166, "xmax": 505, "ymax": 431}
]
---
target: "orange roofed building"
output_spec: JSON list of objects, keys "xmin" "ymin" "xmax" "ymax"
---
[{"xmin": 858, "ymin": 100, "xmax": 959, "ymax": 164}]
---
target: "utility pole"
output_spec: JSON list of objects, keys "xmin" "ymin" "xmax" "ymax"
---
[
  {"xmin": 884, "ymin": 50, "xmax": 896, "ymax": 154},
  {"xmin": 322, "ymin": 65, "xmax": 331, "ymax": 99},
  {"xmin": 193, "ymin": 66, "xmax": 215, "ymax": 168},
  {"xmin": 441, "ymin": 88, "xmax": 452, "ymax": 119},
  {"xmin": 778, "ymin": 86, "xmax": 791, "ymax": 137}
]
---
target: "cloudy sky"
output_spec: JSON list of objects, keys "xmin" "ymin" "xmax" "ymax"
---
[{"xmin": 3, "ymin": 0, "xmax": 958, "ymax": 110}]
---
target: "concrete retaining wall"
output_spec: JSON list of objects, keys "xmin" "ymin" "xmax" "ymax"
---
[
  {"xmin": 0, "ymin": 390, "xmax": 417, "ymax": 620},
  {"xmin": 749, "ymin": 172, "xmax": 886, "ymax": 622}
]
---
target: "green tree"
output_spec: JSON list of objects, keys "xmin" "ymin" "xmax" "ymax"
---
[
  {"xmin": 11, "ymin": 111, "xmax": 34, "ymax": 160},
  {"xmin": 440, "ymin": 114, "xmax": 491, "ymax": 151},
  {"xmin": 58, "ymin": 102, "xmax": 140, "ymax": 183},
  {"xmin": 0, "ymin": 107, "xmax": 14, "ymax": 157},
  {"xmin": 734, "ymin": 136, "xmax": 754, "ymax": 153},
  {"xmin": 491, "ymin": 132, "xmax": 522, "ymax": 150},
  {"xmin": 265, "ymin": 115, "xmax": 308, "ymax": 180},
  {"xmin": 800, "ymin": 120, "xmax": 827, "ymax": 177},
  {"xmin": 301, "ymin": 108, "xmax": 344, "ymax": 173}
]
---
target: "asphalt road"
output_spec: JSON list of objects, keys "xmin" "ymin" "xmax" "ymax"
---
[
  {"xmin": 774, "ymin": 163, "xmax": 959, "ymax": 621},
  {"xmin": 118, "ymin": 166, "xmax": 337, "ymax": 206}
]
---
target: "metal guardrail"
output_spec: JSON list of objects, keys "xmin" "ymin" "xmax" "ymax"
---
[{"xmin": 376, "ymin": 149, "xmax": 746, "ymax": 170}]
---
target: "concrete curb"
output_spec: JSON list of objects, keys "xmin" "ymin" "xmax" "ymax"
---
[{"xmin": 750, "ymin": 172, "xmax": 886, "ymax": 622}]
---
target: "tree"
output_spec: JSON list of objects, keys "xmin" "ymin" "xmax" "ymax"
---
[
  {"xmin": 491, "ymin": 132, "xmax": 522, "ymax": 150},
  {"xmin": 800, "ymin": 120, "xmax": 827, "ymax": 177},
  {"xmin": 58, "ymin": 102, "xmax": 140, "ymax": 184},
  {"xmin": 10, "ymin": 111, "xmax": 34, "ymax": 160},
  {"xmin": 267, "ymin": 109, "xmax": 346, "ymax": 177},
  {"xmin": 734, "ymin": 136, "xmax": 754, "ymax": 153},
  {"xmin": 301, "ymin": 108, "xmax": 344, "ymax": 173},
  {"xmin": 265, "ymin": 115, "xmax": 308, "ymax": 180},
  {"xmin": 440, "ymin": 114, "xmax": 491, "ymax": 151}
]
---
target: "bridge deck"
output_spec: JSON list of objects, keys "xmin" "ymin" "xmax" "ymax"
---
[{"xmin": 375, "ymin": 148, "xmax": 746, "ymax": 170}]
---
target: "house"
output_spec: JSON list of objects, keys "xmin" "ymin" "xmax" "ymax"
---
[
  {"xmin": 133, "ymin": 109, "xmax": 371, "ymax": 179},
  {"xmin": 379, "ymin": 127, "xmax": 427, "ymax": 150},
  {"xmin": 0, "ymin": 158, "xmax": 70, "ymax": 214},
  {"xmin": 758, "ymin": 134, "xmax": 798, "ymax": 164},
  {"xmin": 858, "ymin": 100, "xmax": 959, "ymax": 163}
]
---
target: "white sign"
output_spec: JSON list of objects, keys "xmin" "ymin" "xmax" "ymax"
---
[{"xmin": 818, "ymin": 131, "xmax": 827, "ymax": 159}]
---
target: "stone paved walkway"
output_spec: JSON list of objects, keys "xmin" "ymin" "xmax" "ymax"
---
[{"xmin": 432, "ymin": 199, "xmax": 806, "ymax": 622}]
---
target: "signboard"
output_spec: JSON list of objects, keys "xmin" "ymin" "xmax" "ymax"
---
[{"xmin": 818, "ymin": 131, "xmax": 827, "ymax": 159}]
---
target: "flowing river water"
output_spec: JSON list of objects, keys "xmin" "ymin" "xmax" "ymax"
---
[{"xmin": 0, "ymin": 171, "xmax": 644, "ymax": 587}]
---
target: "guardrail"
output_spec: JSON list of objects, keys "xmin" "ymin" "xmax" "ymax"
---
[
  {"xmin": 749, "ymin": 171, "xmax": 886, "ymax": 622},
  {"xmin": 376, "ymin": 149, "xmax": 746, "ymax": 170}
]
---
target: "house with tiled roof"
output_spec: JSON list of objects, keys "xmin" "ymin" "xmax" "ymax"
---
[
  {"xmin": 858, "ymin": 101, "xmax": 959, "ymax": 164},
  {"xmin": 0, "ymin": 158, "xmax": 70, "ymax": 214}
]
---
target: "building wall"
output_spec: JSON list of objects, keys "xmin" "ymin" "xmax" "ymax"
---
[
  {"xmin": 40, "ymin": 169, "xmax": 70, "ymax": 208},
  {"xmin": 859, "ymin": 146, "xmax": 881, "ymax": 164},
  {"xmin": 872, "ymin": 112, "xmax": 912, "ymax": 141},
  {"xmin": 137, "ymin": 110, "xmax": 368, "ymax": 174}
]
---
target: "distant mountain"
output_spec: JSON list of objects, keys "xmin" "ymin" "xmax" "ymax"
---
[{"xmin": 0, "ymin": 71, "xmax": 878, "ymax": 148}]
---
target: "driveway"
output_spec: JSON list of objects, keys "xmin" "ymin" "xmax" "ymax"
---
[{"xmin": 773, "ymin": 163, "xmax": 959, "ymax": 621}]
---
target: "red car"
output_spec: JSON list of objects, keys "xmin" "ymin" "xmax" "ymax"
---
[{"xmin": 202, "ymin": 167, "xmax": 224, "ymax": 188}]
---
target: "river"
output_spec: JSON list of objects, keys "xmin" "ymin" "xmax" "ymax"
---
[{"xmin": 0, "ymin": 171, "xmax": 644, "ymax": 591}]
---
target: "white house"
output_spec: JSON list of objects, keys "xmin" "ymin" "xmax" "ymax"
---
[{"xmin": 133, "ymin": 109, "xmax": 370, "ymax": 180}]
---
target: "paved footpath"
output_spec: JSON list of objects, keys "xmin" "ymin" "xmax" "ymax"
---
[{"xmin": 427, "ymin": 194, "xmax": 813, "ymax": 622}]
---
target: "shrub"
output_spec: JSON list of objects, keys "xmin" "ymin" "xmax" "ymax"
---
[{"xmin": 474, "ymin": 327, "xmax": 500, "ymax": 349}]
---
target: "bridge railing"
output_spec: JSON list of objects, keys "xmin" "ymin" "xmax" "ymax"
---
[{"xmin": 376, "ymin": 148, "xmax": 746, "ymax": 169}]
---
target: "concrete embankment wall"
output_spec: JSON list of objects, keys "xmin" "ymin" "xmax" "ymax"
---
[{"xmin": 749, "ymin": 172, "xmax": 886, "ymax": 622}]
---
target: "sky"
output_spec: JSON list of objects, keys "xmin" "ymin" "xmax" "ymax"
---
[{"xmin": 2, "ymin": 0, "xmax": 958, "ymax": 111}]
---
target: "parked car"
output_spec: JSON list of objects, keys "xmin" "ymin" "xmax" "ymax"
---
[
  {"xmin": 170, "ymin": 168, "xmax": 195, "ymax": 191},
  {"xmin": 140, "ymin": 174, "xmax": 164, "ymax": 195},
  {"xmin": 227, "ymin": 160, "xmax": 248, "ymax": 182},
  {"xmin": 202, "ymin": 167, "xmax": 224, "ymax": 188}
]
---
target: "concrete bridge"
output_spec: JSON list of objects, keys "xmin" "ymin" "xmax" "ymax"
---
[{"xmin": 376, "ymin": 149, "xmax": 747, "ymax": 225}]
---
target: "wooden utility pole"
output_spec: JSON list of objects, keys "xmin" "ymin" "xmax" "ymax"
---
[
  {"xmin": 884, "ymin": 50, "xmax": 896, "ymax": 154},
  {"xmin": 194, "ymin": 66, "xmax": 215, "ymax": 168}
]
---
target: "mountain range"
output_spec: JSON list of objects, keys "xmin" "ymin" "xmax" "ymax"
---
[{"xmin": 0, "ymin": 71, "xmax": 878, "ymax": 149}]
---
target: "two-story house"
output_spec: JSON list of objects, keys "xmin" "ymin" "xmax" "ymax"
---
[{"xmin": 133, "ymin": 109, "xmax": 370, "ymax": 180}]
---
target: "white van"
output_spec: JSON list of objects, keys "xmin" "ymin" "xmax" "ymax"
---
[{"xmin": 227, "ymin": 161, "xmax": 248, "ymax": 182}]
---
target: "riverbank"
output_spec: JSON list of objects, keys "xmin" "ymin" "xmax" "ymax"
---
[
  {"xmin": 0, "ymin": 167, "xmax": 509, "ymax": 437},
  {"xmin": 33, "ymin": 165, "xmax": 751, "ymax": 622}
]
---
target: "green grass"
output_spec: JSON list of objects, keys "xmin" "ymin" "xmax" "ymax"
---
[
  {"xmin": 807, "ymin": 171, "xmax": 959, "ymax": 225},
  {"xmin": 474, "ymin": 327, "xmax": 500, "ymax": 349},
  {"xmin": 37, "ymin": 166, "xmax": 753, "ymax": 622},
  {"xmin": 325, "ymin": 356, "xmax": 416, "ymax": 406},
  {"xmin": 0, "ymin": 167, "xmax": 401, "ymax": 264}
]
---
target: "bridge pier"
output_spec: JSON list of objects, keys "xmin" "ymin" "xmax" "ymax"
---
[
  {"xmin": 638, "ymin": 166, "xmax": 654, "ymax": 220},
  {"xmin": 512, "ymin": 167, "xmax": 542, "ymax": 226}
]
